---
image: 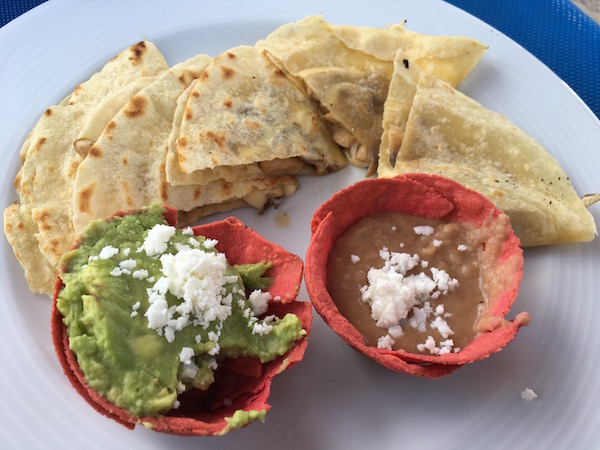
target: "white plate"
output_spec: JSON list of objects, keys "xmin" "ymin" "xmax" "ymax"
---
[{"xmin": 1, "ymin": 0, "xmax": 600, "ymax": 448}]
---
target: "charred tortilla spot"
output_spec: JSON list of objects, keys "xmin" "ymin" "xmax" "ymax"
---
[
  {"xmin": 122, "ymin": 157, "xmax": 128, "ymax": 166},
  {"xmin": 32, "ymin": 137, "xmax": 46, "ymax": 154},
  {"xmin": 221, "ymin": 66, "xmax": 235, "ymax": 79},
  {"xmin": 185, "ymin": 107, "xmax": 193, "ymax": 120},
  {"xmin": 221, "ymin": 181, "xmax": 233, "ymax": 196},
  {"xmin": 121, "ymin": 180, "xmax": 133, "ymax": 207},
  {"xmin": 193, "ymin": 186, "xmax": 202, "ymax": 201},
  {"xmin": 106, "ymin": 120, "xmax": 117, "ymax": 132},
  {"xmin": 67, "ymin": 160, "xmax": 80, "ymax": 178},
  {"xmin": 124, "ymin": 95, "xmax": 147, "ymax": 118},
  {"xmin": 78, "ymin": 183, "xmax": 96, "ymax": 213},
  {"xmin": 178, "ymin": 136, "xmax": 188, "ymax": 147},
  {"xmin": 200, "ymin": 71, "xmax": 209, "ymax": 82},
  {"xmin": 32, "ymin": 208, "xmax": 51, "ymax": 231},
  {"xmin": 128, "ymin": 42, "xmax": 147, "ymax": 65},
  {"xmin": 226, "ymin": 52, "xmax": 236, "ymax": 59},
  {"xmin": 88, "ymin": 146, "xmax": 102, "ymax": 158},
  {"xmin": 243, "ymin": 119, "xmax": 261, "ymax": 130},
  {"xmin": 178, "ymin": 70, "xmax": 197, "ymax": 87},
  {"xmin": 206, "ymin": 131, "xmax": 225, "ymax": 148},
  {"xmin": 223, "ymin": 99, "xmax": 233, "ymax": 109},
  {"xmin": 159, "ymin": 162, "xmax": 168, "ymax": 201},
  {"xmin": 44, "ymin": 108, "xmax": 53, "ymax": 116}
]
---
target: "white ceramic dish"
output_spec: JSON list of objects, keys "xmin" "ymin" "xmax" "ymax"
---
[{"xmin": 1, "ymin": 0, "xmax": 599, "ymax": 448}]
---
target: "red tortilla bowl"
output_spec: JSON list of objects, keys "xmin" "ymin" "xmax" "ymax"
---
[
  {"xmin": 305, "ymin": 174, "xmax": 529, "ymax": 378},
  {"xmin": 51, "ymin": 208, "xmax": 311, "ymax": 435}
]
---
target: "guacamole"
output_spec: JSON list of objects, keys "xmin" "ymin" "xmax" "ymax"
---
[{"xmin": 57, "ymin": 204, "xmax": 305, "ymax": 418}]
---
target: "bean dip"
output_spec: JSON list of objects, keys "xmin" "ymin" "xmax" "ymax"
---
[{"xmin": 327, "ymin": 212, "xmax": 497, "ymax": 355}]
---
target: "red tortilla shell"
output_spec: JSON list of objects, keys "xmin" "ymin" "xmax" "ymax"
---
[
  {"xmin": 305, "ymin": 174, "xmax": 529, "ymax": 378},
  {"xmin": 51, "ymin": 208, "xmax": 311, "ymax": 435}
]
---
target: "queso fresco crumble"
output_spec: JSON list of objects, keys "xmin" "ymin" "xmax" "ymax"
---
[{"xmin": 327, "ymin": 212, "xmax": 491, "ymax": 355}]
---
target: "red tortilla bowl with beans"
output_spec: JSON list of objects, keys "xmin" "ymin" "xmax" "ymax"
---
[
  {"xmin": 51, "ymin": 208, "xmax": 311, "ymax": 435},
  {"xmin": 305, "ymin": 174, "xmax": 529, "ymax": 378}
]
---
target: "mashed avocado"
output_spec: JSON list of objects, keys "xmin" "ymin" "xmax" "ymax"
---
[{"xmin": 57, "ymin": 204, "xmax": 305, "ymax": 418}]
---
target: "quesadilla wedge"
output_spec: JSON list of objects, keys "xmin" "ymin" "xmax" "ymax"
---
[
  {"xmin": 384, "ymin": 72, "xmax": 597, "ymax": 247},
  {"xmin": 257, "ymin": 15, "xmax": 487, "ymax": 175},
  {"xmin": 4, "ymin": 41, "xmax": 169, "ymax": 295},
  {"xmin": 168, "ymin": 45, "xmax": 346, "ymax": 186},
  {"xmin": 72, "ymin": 56, "xmax": 299, "ymax": 233}
]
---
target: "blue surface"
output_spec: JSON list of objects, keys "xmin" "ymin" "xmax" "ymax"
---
[{"xmin": 1, "ymin": 0, "xmax": 599, "ymax": 119}]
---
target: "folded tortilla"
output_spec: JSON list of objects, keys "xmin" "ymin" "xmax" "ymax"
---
[
  {"xmin": 4, "ymin": 41, "xmax": 169, "ymax": 295},
  {"xmin": 72, "ymin": 55, "xmax": 299, "ymax": 233},
  {"xmin": 384, "ymin": 71, "xmax": 597, "ymax": 247},
  {"xmin": 167, "ymin": 45, "xmax": 346, "ymax": 186},
  {"xmin": 257, "ymin": 15, "xmax": 487, "ymax": 174}
]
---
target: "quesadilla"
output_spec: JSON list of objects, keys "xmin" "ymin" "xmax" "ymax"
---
[
  {"xmin": 384, "ymin": 71, "xmax": 597, "ymax": 246},
  {"xmin": 168, "ymin": 45, "xmax": 346, "ymax": 186},
  {"xmin": 4, "ymin": 41, "xmax": 169, "ymax": 295},
  {"xmin": 257, "ymin": 15, "xmax": 487, "ymax": 174},
  {"xmin": 72, "ymin": 56, "xmax": 299, "ymax": 233}
]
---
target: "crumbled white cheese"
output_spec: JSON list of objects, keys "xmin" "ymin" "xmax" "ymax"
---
[
  {"xmin": 110, "ymin": 267, "xmax": 124, "ymax": 277},
  {"xmin": 388, "ymin": 325, "xmax": 404, "ymax": 338},
  {"xmin": 88, "ymin": 255, "xmax": 99, "ymax": 262},
  {"xmin": 430, "ymin": 267, "xmax": 459, "ymax": 294},
  {"xmin": 138, "ymin": 224, "xmax": 176, "ymax": 257},
  {"xmin": 408, "ymin": 302, "xmax": 433, "ymax": 332},
  {"xmin": 432, "ymin": 239, "xmax": 442, "ymax": 247},
  {"xmin": 179, "ymin": 360, "xmax": 199, "ymax": 380},
  {"xmin": 189, "ymin": 237, "xmax": 200, "ymax": 247},
  {"xmin": 521, "ymin": 388, "xmax": 538, "ymax": 401},
  {"xmin": 377, "ymin": 334, "xmax": 395, "ymax": 350},
  {"xmin": 144, "ymin": 245, "xmax": 237, "ymax": 345},
  {"xmin": 457, "ymin": 244, "xmax": 468, "ymax": 252},
  {"xmin": 203, "ymin": 238, "xmax": 218, "ymax": 249},
  {"xmin": 122, "ymin": 248, "xmax": 131, "ymax": 256},
  {"xmin": 391, "ymin": 226, "xmax": 397, "ymax": 231},
  {"xmin": 413, "ymin": 225, "xmax": 434, "ymax": 236},
  {"xmin": 132, "ymin": 269, "xmax": 149, "ymax": 279},
  {"xmin": 249, "ymin": 290, "xmax": 272, "ymax": 316},
  {"xmin": 99, "ymin": 245, "xmax": 119, "ymax": 260},
  {"xmin": 430, "ymin": 316, "xmax": 454, "ymax": 339},
  {"xmin": 417, "ymin": 336, "xmax": 438, "ymax": 354},
  {"xmin": 179, "ymin": 347, "xmax": 195, "ymax": 365},
  {"xmin": 119, "ymin": 259, "xmax": 137, "ymax": 270},
  {"xmin": 252, "ymin": 322, "xmax": 274, "ymax": 335},
  {"xmin": 182, "ymin": 227, "xmax": 194, "ymax": 235},
  {"xmin": 351, "ymin": 254, "xmax": 360, "ymax": 264}
]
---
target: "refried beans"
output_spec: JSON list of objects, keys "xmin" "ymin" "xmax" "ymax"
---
[{"xmin": 327, "ymin": 212, "xmax": 489, "ymax": 355}]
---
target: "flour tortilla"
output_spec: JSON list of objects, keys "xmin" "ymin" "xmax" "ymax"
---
[
  {"xmin": 257, "ymin": 15, "xmax": 487, "ymax": 174},
  {"xmin": 327, "ymin": 21, "xmax": 488, "ymax": 86},
  {"xmin": 386, "ymin": 72, "xmax": 596, "ymax": 246},
  {"xmin": 377, "ymin": 52, "xmax": 423, "ymax": 178},
  {"xmin": 4, "ymin": 41, "xmax": 169, "ymax": 295},
  {"xmin": 72, "ymin": 55, "xmax": 299, "ymax": 233},
  {"xmin": 3, "ymin": 203, "xmax": 57, "ymax": 295},
  {"xmin": 169, "ymin": 45, "xmax": 346, "ymax": 186}
]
